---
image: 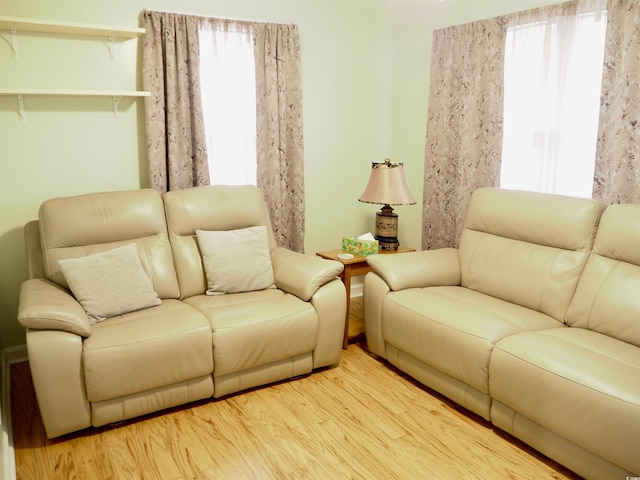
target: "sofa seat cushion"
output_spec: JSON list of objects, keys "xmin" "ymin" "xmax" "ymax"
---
[
  {"xmin": 382, "ymin": 286, "xmax": 563, "ymax": 394},
  {"xmin": 82, "ymin": 299, "xmax": 213, "ymax": 402},
  {"xmin": 490, "ymin": 328, "xmax": 640, "ymax": 474},
  {"xmin": 185, "ymin": 291, "xmax": 317, "ymax": 376}
]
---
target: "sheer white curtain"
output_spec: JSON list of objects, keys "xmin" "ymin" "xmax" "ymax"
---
[
  {"xmin": 500, "ymin": 0, "xmax": 607, "ymax": 198},
  {"xmin": 198, "ymin": 21, "xmax": 257, "ymax": 186}
]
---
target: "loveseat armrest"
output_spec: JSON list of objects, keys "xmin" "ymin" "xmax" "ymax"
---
[
  {"xmin": 27, "ymin": 328, "xmax": 91, "ymax": 438},
  {"xmin": 366, "ymin": 248, "xmax": 461, "ymax": 291},
  {"xmin": 18, "ymin": 278, "xmax": 92, "ymax": 337},
  {"xmin": 271, "ymin": 247, "xmax": 344, "ymax": 301}
]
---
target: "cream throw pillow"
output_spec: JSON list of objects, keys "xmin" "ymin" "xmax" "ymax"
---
[
  {"xmin": 58, "ymin": 243, "xmax": 161, "ymax": 324},
  {"xmin": 196, "ymin": 226, "xmax": 275, "ymax": 295}
]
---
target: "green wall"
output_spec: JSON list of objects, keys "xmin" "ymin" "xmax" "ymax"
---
[{"xmin": 0, "ymin": 0, "xmax": 562, "ymax": 349}]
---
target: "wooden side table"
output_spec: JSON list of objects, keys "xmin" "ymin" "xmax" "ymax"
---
[{"xmin": 316, "ymin": 246, "xmax": 415, "ymax": 349}]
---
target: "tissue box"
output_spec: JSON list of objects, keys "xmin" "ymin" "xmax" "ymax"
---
[{"xmin": 342, "ymin": 236, "xmax": 379, "ymax": 256}]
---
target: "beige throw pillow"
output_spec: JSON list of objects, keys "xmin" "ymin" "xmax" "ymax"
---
[
  {"xmin": 196, "ymin": 226, "xmax": 275, "ymax": 295},
  {"xmin": 58, "ymin": 243, "xmax": 161, "ymax": 324}
]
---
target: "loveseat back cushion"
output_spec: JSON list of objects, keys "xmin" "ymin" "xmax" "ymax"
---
[
  {"xmin": 163, "ymin": 185, "xmax": 277, "ymax": 299},
  {"xmin": 459, "ymin": 189, "xmax": 604, "ymax": 321},
  {"xmin": 566, "ymin": 204, "xmax": 640, "ymax": 346},
  {"xmin": 39, "ymin": 189, "xmax": 180, "ymax": 300},
  {"xmin": 24, "ymin": 220, "xmax": 46, "ymax": 279}
]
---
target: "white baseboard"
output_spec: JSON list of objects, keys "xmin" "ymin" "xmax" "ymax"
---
[
  {"xmin": 350, "ymin": 283, "xmax": 363, "ymax": 298},
  {"xmin": 2, "ymin": 345, "xmax": 26, "ymax": 480},
  {"xmin": 3, "ymin": 346, "xmax": 27, "ymax": 365}
]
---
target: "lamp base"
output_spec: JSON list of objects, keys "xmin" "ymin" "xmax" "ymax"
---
[
  {"xmin": 377, "ymin": 236, "xmax": 399, "ymax": 251},
  {"xmin": 375, "ymin": 205, "xmax": 399, "ymax": 251}
]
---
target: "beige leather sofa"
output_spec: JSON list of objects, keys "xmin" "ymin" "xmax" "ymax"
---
[
  {"xmin": 364, "ymin": 188, "xmax": 640, "ymax": 480},
  {"xmin": 18, "ymin": 185, "xmax": 346, "ymax": 439}
]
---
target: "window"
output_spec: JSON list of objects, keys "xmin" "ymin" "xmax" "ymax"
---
[
  {"xmin": 500, "ymin": 7, "xmax": 607, "ymax": 198},
  {"xmin": 199, "ymin": 24, "xmax": 257, "ymax": 186}
]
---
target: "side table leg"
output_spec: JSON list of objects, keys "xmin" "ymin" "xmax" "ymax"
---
[{"xmin": 342, "ymin": 267, "xmax": 352, "ymax": 349}]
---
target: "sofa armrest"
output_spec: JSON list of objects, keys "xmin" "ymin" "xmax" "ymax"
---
[
  {"xmin": 311, "ymin": 278, "xmax": 346, "ymax": 368},
  {"xmin": 18, "ymin": 278, "xmax": 92, "ymax": 337},
  {"xmin": 271, "ymin": 247, "xmax": 344, "ymax": 301},
  {"xmin": 366, "ymin": 248, "xmax": 461, "ymax": 291}
]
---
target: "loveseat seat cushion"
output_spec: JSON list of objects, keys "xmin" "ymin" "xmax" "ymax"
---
[
  {"xmin": 184, "ymin": 292, "xmax": 317, "ymax": 377},
  {"xmin": 381, "ymin": 286, "xmax": 563, "ymax": 395},
  {"xmin": 82, "ymin": 300, "xmax": 213, "ymax": 402},
  {"xmin": 490, "ymin": 327, "xmax": 640, "ymax": 475}
]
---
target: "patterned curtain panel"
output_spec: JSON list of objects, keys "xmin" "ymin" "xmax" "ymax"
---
[
  {"xmin": 253, "ymin": 24, "xmax": 305, "ymax": 253},
  {"xmin": 142, "ymin": 11, "xmax": 209, "ymax": 193},
  {"xmin": 594, "ymin": 0, "xmax": 640, "ymax": 204},
  {"xmin": 422, "ymin": 17, "xmax": 507, "ymax": 250}
]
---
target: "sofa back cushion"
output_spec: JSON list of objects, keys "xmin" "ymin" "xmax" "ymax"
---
[
  {"xmin": 39, "ymin": 189, "xmax": 180, "ymax": 300},
  {"xmin": 566, "ymin": 204, "xmax": 640, "ymax": 346},
  {"xmin": 459, "ymin": 188, "xmax": 604, "ymax": 321},
  {"xmin": 162, "ymin": 185, "xmax": 277, "ymax": 299}
]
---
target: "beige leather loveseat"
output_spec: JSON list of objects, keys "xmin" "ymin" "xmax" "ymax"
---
[
  {"xmin": 364, "ymin": 188, "xmax": 639, "ymax": 480},
  {"xmin": 18, "ymin": 185, "xmax": 346, "ymax": 439}
]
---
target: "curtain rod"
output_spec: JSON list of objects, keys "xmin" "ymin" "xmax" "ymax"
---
[{"xmin": 142, "ymin": 9, "xmax": 296, "ymax": 27}]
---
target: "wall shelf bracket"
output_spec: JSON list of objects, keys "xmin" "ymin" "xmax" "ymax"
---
[
  {"xmin": 112, "ymin": 95, "xmax": 121, "ymax": 122},
  {"xmin": 106, "ymin": 34, "xmax": 115, "ymax": 63},
  {"xmin": 17, "ymin": 94, "xmax": 26, "ymax": 124},
  {"xmin": 10, "ymin": 23, "xmax": 18, "ymax": 60}
]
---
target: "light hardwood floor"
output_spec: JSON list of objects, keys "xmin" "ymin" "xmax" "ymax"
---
[{"xmin": 11, "ymin": 297, "xmax": 580, "ymax": 480}]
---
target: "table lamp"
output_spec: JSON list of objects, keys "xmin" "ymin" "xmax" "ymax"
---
[{"xmin": 358, "ymin": 158, "xmax": 416, "ymax": 251}]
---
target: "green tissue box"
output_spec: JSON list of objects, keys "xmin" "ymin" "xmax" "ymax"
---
[{"xmin": 342, "ymin": 236, "xmax": 379, "ymax": 256}]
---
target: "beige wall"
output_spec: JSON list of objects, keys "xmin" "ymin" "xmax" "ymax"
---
[{"xmin": 0, "ymin": 0, "xmax": 562, "ymax": 349}]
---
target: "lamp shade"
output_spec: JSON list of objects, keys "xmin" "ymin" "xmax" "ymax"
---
[{"xmin": 358, "ymin": 158, "xmax": 416, "ymax": 205}]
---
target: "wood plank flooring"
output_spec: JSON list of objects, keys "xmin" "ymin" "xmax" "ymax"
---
[{"xmin": 10, "ymin": 298, "xmax": 580, "ymax": 479}]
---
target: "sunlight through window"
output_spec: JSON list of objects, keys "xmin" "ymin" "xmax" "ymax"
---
[
  {"xmin": 500, "ymin": 7, "xmax": 607, "ymax": 198},
  {"xmin": 199, "ymin": 25, "xmax": 257, "ymax": 186}
]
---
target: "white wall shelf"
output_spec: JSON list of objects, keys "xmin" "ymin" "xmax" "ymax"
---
[
  {"xmin": 0, "ymin": 89, "xmax": 150, "ymax": 97},
  {"xmin": 0, "ymin": 16, "xmax": 148, "ymax": 124},
  {"xmin": 0, "ymin": 89, "xmax": 150, "ymax": 124},
  {"xmin": 0, "ymin": 16, "xmax": 145, "ymax": 39}
]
